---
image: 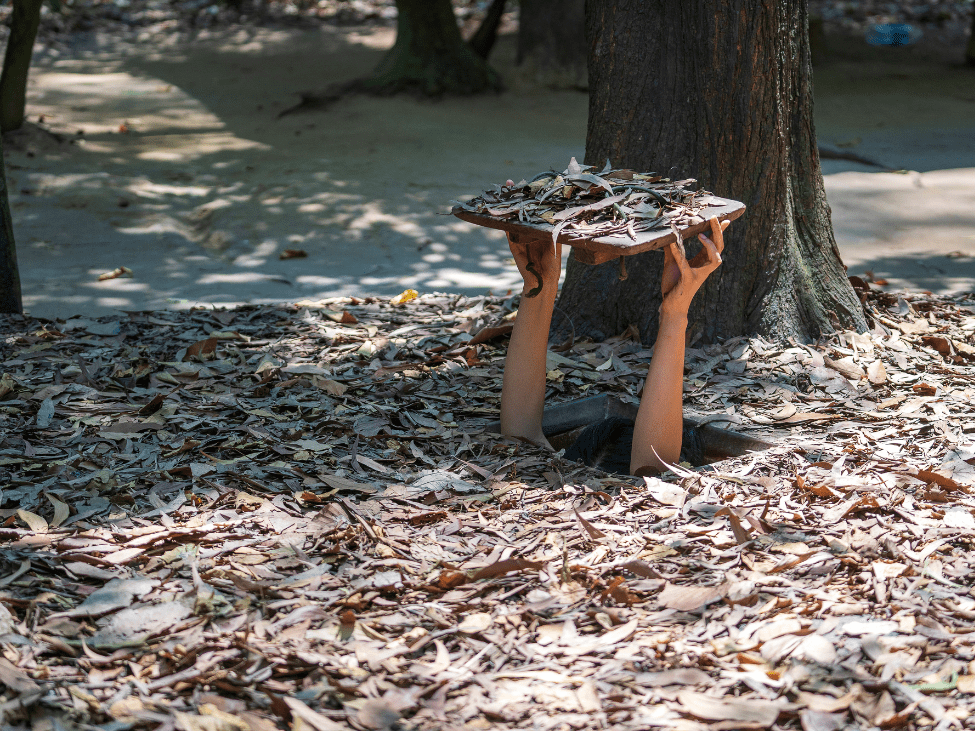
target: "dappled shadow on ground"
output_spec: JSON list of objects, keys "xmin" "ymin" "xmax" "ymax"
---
[
  {"xmin": 11, "ymin": 25, "xmax": 586, "ymax": 319},
  {"xmin": 825, "ymin": 167, "xmax": 975, "ymax": 295},
  {"xmin": 8, "ymin": 21, "xmax": 975, "ymax": 319},
  {"xmin": 845, "ymin": 253, "xmax": 975, "ymax": 296}
]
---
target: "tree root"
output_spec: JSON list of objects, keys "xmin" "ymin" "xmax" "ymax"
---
[
  {"xmin": 278, "ymin": 66, "xmax": 502, "ymax": 118},
  {"xmin": 817, "ymin": 146, "xmax": 896, "ymax": 171},
  {"xmin": 277, "ymin": 81, "xmax": 363, "ymax": 118}
]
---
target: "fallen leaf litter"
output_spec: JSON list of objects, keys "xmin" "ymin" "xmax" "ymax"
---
[
  {"xmin": 0, "ymin": 284, "xmax": 974, "ymax": 729},
  {"xmin": 452, "ymin": 157, "xmax": 740, "ymax": 248}
]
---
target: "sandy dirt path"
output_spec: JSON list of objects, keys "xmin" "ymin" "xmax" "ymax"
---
[{"xmin": 7, "ymin": 25, "xmax": 975, "ymax": 320}]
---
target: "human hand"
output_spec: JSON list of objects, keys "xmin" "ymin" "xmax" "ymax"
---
[
  {"xmin": 659, "ymin": 217, "xmax": 729, "ymax": 317},
  {"xmin": 507, "ymin": 232, "xmax": 562, "ymax": 298}
]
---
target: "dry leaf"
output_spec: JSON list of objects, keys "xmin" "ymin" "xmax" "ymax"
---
[
  {"xmin": 471, "ymin": 558, "xmax": 545, "ymax": 581},
  {"xmin": 390, "ymin": 289, "xmax": 418, "ymax": 306},
  {"xmin": 52, "ymin": 578, "xmax": 158, "ymax": 618},
  {"xmin": 799, "ymin": 709, "xmax": 844, "ymax": 731},
  {"xmin": 356, "ymin": 698, "xmax": 401, "ymax": 730},
  {"xmin": 310, "ymin": 376, "xmax": 348, "ymax": 396},
  {"xmin": 825, "ymin": 355, "xmax": 865, "ymax": 380},
  {"xmin": 279, "ymin": 248, "xmax": 308, "ymax": 259},
  {"xmin": 17, "ymin": 509, "xmax": 47, "ymax": 533},
  {"xmin": 0, "ymin": 373, "xmax": 18, "ymax": 399},
  {"xmin": 98, "ymin": 266, "xmax": 133, "ymax": 281},
  {"xmin": 457, "ymin": 612, "xmax": 493, "ymax": 634},
  {"xmin": 0, "ymin": 658, "xmax": 40, "ymax": 695},
  {"xmin": 1, "ymin": 287, "xmax": 973, "ymax": 729},
  {"xmin": 45, "ymin": 493, "xmax": 70, "ymax": 529},
  {"xmin": 574, "ymin": 508, "xmax": 606, "ymax": 539},
  {"xmin": 677, "ymin": 690, "xmax": 792, "ymax": 725},
  {"xmin": 796, "ymin": 690, "xmax": 857, "ymax": 713},
  {"xmin": 634, "ymin": 669, "xmax": 711, "ymax": 687},
  {"xmin": 322, "ymin": 309, "xmax": 358, "ymax": 324},
  {"xmin": 658, "ymin": 582, "xmax": 727, "ymax": 612},
  {"xmin": 283, "ymin": 697, "xmax": 345, "ymax": 731},
  {"xmin": 867, "ymin": 360, "xmax": 887, "ymax": 384},
  {"xmin": 792, "ymin": 634, "xmax": 838, "ymax": 665},
  {"xmin": 184, "ymin": 338, "xmax": 219, "ymax": 361}
]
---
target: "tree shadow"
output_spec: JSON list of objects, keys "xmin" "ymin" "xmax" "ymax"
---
[
  {"xmin": 844, "ymin": 252, "xmax": 975, "ymax": 296},
  {"xmin": 7, "ymin": 21, "xmax": 975, "ymax": 319},
  {"xmin": 10, "ymin": 24, "xmax": 587, "ymax": 319}
]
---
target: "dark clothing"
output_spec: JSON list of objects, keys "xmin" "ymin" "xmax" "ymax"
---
[
  {"xmin": 564, "ymin": 417, "xmax": 706, "ymax": 475},
  {"xmin": 564, "ymin": 417, "xmax": 635, "ymax": 475}
]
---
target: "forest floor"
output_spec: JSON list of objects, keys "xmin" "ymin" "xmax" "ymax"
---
[
  {"xmin": 0, "ymin": 0, "xmax": 973, "ymax": 319},
  {"xmin": 1, "ymin": 288, "xmax": 975, "ymax": 730}
]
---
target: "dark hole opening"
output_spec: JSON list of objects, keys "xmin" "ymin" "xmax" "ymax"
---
[{"xmin": 486, "ymin": 395, "xmax": 773, "ymax": 470}]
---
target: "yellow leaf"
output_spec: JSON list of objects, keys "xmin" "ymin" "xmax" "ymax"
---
[{"xmin": 390, "ymin": 289, "xmax": 418, "ymax": 306}]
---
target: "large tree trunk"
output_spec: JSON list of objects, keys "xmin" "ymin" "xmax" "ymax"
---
[
  {"xmin": 0, "ymin": 0, "xmax": 43, "ymax": 133},
  {"xmin": 555, "ymin": 0, "xmax": 866, "ymax": 345},
  {"xmin": 516, "ymin": 0, "xmax": 586, "ymax": 88},
  {"xmin": 367, "ymin": 0, "xmax": 501, "ymax": 96},
  {"xmin": 0, "ymin": 134, "xmax": 21, "ymax": 314}
]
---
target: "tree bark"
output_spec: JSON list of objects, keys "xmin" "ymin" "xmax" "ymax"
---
[
  {"xmin": 0, "ymin": 133, "xmax": 21, "ymax": 314},
  {"xmin": 0, "ymin": 0, "xmax": 43, "ymax": 133},
  {"xmin": 555, "ymin": 0, "xmax": 866, "ymax": 345},
  {"xmin": 367, "ymin": 0, "xmax": 501, "ymax": 96},
  {"xmin": 516, "ymin": 0, "xmax": 586, "ymax": 87}
]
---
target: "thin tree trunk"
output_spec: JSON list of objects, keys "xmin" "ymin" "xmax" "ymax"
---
[
  {"xmin": 555, "ymin": 0, "xmax": 866, "ymax": 345},
  {"xmin": 469, "ymin": 0, "xmax": 507, "ymax": 60},
  {"xmin": 367, "ymin": 0, "xmax": 501, "ymax": 95},
  {"xmin": 0, "ymin": 133, "xmax": 21, "ymax": 314},
  {"xmin": 0, "ymin": 0, "xmax": 43, "ymax": 133}
]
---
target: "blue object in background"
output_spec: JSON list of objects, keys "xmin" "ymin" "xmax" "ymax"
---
[{"xmin": 865, "ymin": 23, "xmax": 922, "ymax": 47}]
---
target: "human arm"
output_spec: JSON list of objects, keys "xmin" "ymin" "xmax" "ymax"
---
[
  {"xmin": 630, "ymin": 217, "xmax": 729, "ymax": 474},
  {"xmin": 499, "ymin": 232, "xmax": 563, "ymax": 447}
]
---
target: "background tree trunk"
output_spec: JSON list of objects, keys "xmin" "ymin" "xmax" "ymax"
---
[
  {"xmin": 0, "ymin": 134, "xmax": 21, "ymax": 314},
  {"xmin": 279, "ymin": 0, "xmax": 500, "ymax": 115},
  {"xmin": 367, "ymin": 0, "xmax": 501, "ymax": 95},
  {"xmin": 555, "ymin": 0, "xmax": 867, "ymax": 345},
  {"xmin": 0, "ymin": 0, "xmax": 44, "ymax": 133},
  {"xmin": 468, "ymin": 0, "xmax": 507, "ymax": 60},
  {"xmin": 516, "ymin": 0, "xmax": 586, "ymax": 88}
]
